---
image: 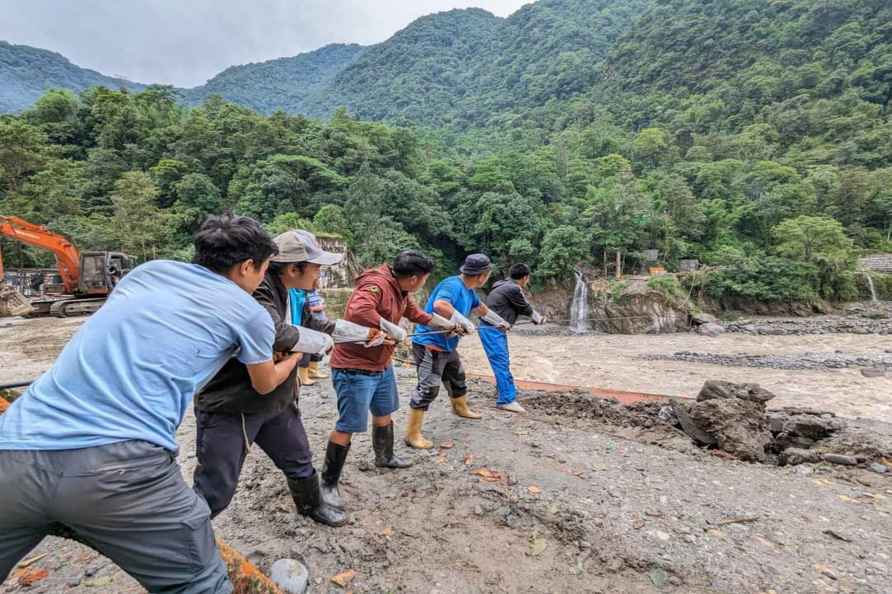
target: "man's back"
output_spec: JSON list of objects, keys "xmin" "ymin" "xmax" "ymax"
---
[{"xmin": 0, "ymin": 260, "xmax": 273, "ymax": 452}]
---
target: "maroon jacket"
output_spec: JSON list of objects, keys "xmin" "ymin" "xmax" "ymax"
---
[{"xmin": 330, "ymin": 265, "xmax": 433, "ymax": 372}]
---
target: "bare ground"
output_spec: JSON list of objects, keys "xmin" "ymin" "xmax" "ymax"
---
[{"xmin": 2, "ymin": 318, "xmax": 892, "ymax": 594}]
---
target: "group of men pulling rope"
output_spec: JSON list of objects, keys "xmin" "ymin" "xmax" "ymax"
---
[{"xmin": 0, "ymin": 214, "xmax": 545, "ymax": 592}]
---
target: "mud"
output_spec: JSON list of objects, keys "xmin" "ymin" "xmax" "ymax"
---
[{"xmin": 2, "ymin": 317, "xmax": 892, "ymax": 593}]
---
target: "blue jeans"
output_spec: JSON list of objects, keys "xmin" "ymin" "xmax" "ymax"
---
[
  {"xmin": 479, "ymin": 325, "xmax": 516, "ymax": 405},
  {"xmin": 332, "ymin": 366, "xmax": 400, "ymax": 433}
]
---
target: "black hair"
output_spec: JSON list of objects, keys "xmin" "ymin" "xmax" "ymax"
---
[
  {"xmin": 268, "ymin": 261, "xmax": 309, "ymax": 276},
  {"xmin": 392, "ymin": 250, "xmax": 435, "ymax": 278},
  {"xmin": 509, "ymin": 263, "xmax": 531, "ymax": 280},
  {"xmin": 192, "ymin": 214, "xmax": 277, "ymax": 274}
]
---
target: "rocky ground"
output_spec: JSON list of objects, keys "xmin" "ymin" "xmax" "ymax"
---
[{"xmin": 2, "ymin": 311, "xmax": 892, "ymax": 594}]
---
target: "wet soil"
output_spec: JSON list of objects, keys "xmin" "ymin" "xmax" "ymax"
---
[{"xmin": 2, "ymin": 318, "xmax": 892, "ymax": 593}]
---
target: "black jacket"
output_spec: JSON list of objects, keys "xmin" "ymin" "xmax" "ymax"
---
[
  {"xmin": 195, "ymin": 273, "xmax": 335, "ymax": 415},
  {"xmin": 482, "ymin": 280, "xmax": 534, "ymax": 327}
]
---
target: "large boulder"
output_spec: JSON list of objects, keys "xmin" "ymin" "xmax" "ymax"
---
[
  {"xmin": 697, "ymin": 381, "xmax": 776, "ymax": 405},
  {"xmin": 686, "ymin": 398, "xmax": 773, "ymax": 462}
]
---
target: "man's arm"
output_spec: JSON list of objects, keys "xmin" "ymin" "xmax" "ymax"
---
[
  {"xmin": 506, "ymin": 285, "xmax": 535, "ymax": 318},
  {"xmin": 246, "ymin": 355, "xmax": 301, "ymax": 395},
  {"xmin": 404, "ymin": 297, "xmax": 433, "ymax": 325}
]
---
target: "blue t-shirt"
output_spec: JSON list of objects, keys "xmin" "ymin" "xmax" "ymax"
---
[
  {"xmin": 289, "ymin": 288, "xmax": 307, "ymax": 325},
  {"xmin": 0, "ymin": 260, "xmax": 275, "ymax": 452},
  {"xmin": 413, "ymin": 275, "xmax": 481, "ymax": 352}
]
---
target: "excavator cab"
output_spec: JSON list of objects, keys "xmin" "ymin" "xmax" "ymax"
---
[{"xmin": 79, "ymin": 252, "xmax": 133, "ymax": 295}]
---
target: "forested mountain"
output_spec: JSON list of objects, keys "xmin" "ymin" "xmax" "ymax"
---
[
  {"xmin": 181, "ymin": 44, "xmax": 367, "ymax": 115},
  {"xmin": 1, "ymin": 0, "xmax": 891, "ymax": 306},
  {"xmin": 0, "ymin": 41, "xmax": 144, "ymax": 113}
]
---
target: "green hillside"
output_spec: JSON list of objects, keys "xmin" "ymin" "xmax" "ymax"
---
[{"xmin": 0, "ymin": 41, "xmax": 143, "ymax": 113}]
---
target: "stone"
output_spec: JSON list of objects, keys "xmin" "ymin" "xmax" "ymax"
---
[
  {"xmin": 860, "ymin": 368, "xmax": 887, "ymax": 378},
  {"xmin": 779, "ymin": 448, "xmax": 821, "ymax": 466},
  {"xmin": 697, "ymin": 380, "xmax": 776, "ymax": 404},
  {"xmin": 672, "ymin": 401, "xmax": 717, "ymax": 446},
  {"xmin": 696, "ymin": 322, "xmax": 725, "ymax": 337},
  {"xmin": 691, "ymin": 312, "xmax": 717, "ymax": 325},
  {"xmin": 270, "ymin": 559, "xmax": 309, "ymax": 594},
  {"xmin": 868, "ymin": 463, "xmax": 889, "ymax": 474},
  {"xmin": 822, "ymin": 453, "xmax": 858, "ymax": 466},
  {"xmin": 687, "ymin": 398, "xmax": 772, "ymax": 462}
]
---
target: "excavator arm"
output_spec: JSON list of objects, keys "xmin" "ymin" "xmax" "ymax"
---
[{"xmin": 0, "ymin": 216, "xmax": 81, "ymax": 294}]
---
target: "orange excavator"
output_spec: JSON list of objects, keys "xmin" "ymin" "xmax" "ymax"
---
[{"xmin": 0, "ymin": 216, "xmax": 133, "ymax": 317}]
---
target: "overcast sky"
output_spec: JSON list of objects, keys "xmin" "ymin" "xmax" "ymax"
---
[{"xmin": 0, "ymin": 0, "xmax": 534, "ymax": 88}]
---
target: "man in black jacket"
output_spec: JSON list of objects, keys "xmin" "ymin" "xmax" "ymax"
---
[
  {"xmin": 479, "ymin": 263, "xmax": 545, "ymax": 413},
  {"xmin": 194, "ymin": 230, "xmax": 378, "ymax": 527}
]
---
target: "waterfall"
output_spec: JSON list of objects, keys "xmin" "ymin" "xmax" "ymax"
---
[
  {"xmin": 863, "ymin": 272, "xmax": 878, "ymax": 303},
  {"xmin": 569, "ymin": 271, "xmax": 590, "ymax": 333}
]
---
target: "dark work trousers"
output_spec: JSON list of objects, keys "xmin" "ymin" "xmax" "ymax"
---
[
  {"xmin": 0, "ymin": 441, "xmax": 231, "ymax": 593},
  {"xmin": 409, "ymin": 343, "xmax": 468, "ymax": 410},
  {"xmin": 193, "ymin": 403, "xmax": 315, "ymax": 518}
]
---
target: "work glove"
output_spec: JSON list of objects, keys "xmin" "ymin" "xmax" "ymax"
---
[
  {"xmin": 379, "ymin": 318, "xmax": 408, "ymax": 342},
  {"xmin": 291, "ymin": 327, "xmax": 334, "ymax": 355},
  {"xmin": 451, "ymin": 311, "xmax": 476, "ymax": 335},
  {"xmin": 428, "ymin": 313, "xmax": 462, "ymax": 336},
  {"xmin": 481, "ymin": 309, "xmax": 511, "ymax": 331},
  {"xmin": 531, "ymin": 311, "xmax": 545, "ymax": 325},
  {"xmin": 334, "ymin": 319, "xmax": 387, "ymax": 348}
]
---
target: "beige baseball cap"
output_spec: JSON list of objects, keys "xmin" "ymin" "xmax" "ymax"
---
[{"xmin": 270, "ymin": 230, "xmax": 343, "ymax": 266}]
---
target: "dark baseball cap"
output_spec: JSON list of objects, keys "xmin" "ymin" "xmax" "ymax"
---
[
  {"xmin": 270, "ymin": 230, "xmax": 343, "ymax": 266},
  {"xmin": 459, "ymin": 253, "xmax": 492, "ymax": 276}
]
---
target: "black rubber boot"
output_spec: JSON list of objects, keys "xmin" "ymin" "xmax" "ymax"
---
[
  {"xmin": 321, "ymin": 440, "xmax": 350, "ymax": 511},
  {"xmin": 287, "ymin": 473, "xmax": 347, "ymax": 527},
  {"xmin": 373, "ymin": 422, "xmax": 412, "ymax": 468}
]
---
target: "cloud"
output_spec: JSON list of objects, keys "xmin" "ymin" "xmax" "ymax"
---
[{"xmin": 0, "ymin": 0, "xmax": 534, "ymax": 87}]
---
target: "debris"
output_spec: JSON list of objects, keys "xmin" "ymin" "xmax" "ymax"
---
[
  {"xmin": 270, "ymin": 559, "xmax": 309, "ymax": 594},
  {"xmin": 439, "ymin": 440, "xmax": 454, "ymax": 449},
  {"xmin": 823, "ymin": 453, "xmax": 858, "ymax": 466},
  {"xmin": 17, "ymin": 568, "xmax": 49, "ymax": 587},
  {"xmin": 779, "ymin": 448, "xmax": 821, "ymax": 466},
  {"xmin": 822, "ymin": 529, "xmax": 852, "ymax": 543},
  {"xmin": 815, "ymin": 564, "xmax": 838, "ymax": 580},
  {"xmin": 527, "ymin": 535, "xmax": 547, "ymax": 557},
  {"xmin": 868, "ymin": 463, "xmax": 888, "ymax": 474},
  {"xmin": 17, "ymin": 553, "xmax": 48, "ymax": 568},
  {"xmin": 527, "ymin": 485, "xmax": 542, "ymax": 495},
  {"xmin": 472, "ymin": 467, "xmax": 503, "ymax": 482},
  {"xmin": 652, "ymin": 530, "xmax": 671, "ymax": 542},
  {"xmin": 714, "ymin": 516, "xmax": 759, "ymax": 527},
  {"xmin": 381, "ymin": 527, "xmax": 394, "ymax": 537},
  {"xmin": 83, "ymin": 575, "xmax": 113, "ymax": 588},
  {"xmin": 648, "ymin": 567, "xmax": 669, "ymax": 588},
  {"xmin": 216, "ymin": 539, "xmax": 282, "ymax": 594},
  {"xmin": 463, "ymin": 453, "xmax": 474, "ymax": 466},
  {"xmin": 860, "ymin": 368, "xmax": 887, "ymax": 378},
  {"xmin": 330, "ymin": 569, "xmax": 356, "ymax": 589}
]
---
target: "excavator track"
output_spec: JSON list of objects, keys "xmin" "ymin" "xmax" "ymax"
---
[{"xmin": 49, "ymin": 298, "xmax": 107, "ymax": 317}]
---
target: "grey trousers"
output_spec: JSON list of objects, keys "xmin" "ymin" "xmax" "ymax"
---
[
  {"xmin": 0, "ymin": 440, "xmax": 232, "ymax": 594},
  {"xmin": 409, "ymin": 343, "xmax": 468, "ymax": 410}
]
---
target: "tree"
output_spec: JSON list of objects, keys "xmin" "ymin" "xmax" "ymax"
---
[
  {"xmin": 538, "ymin": 226, "xmax": 590, "ymax": 279},
  {"xmin": 110, "ymin": 172, "xmax": 171, "ymax": 261},
  {"xmin": 0, "ymin": 119, "xmax": 47, "ymax": 193}
]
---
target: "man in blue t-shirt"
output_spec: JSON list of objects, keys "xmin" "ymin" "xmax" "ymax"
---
[
  {"xmin": 0, "ymin": 215, "xmax": 300, "ymax": 594},
  {"xmin": 406, "ymin": 253, "xmax": 510, "ymax": 449}
]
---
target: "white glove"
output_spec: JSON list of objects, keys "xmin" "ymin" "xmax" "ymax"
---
[
  {"xmin": 291, "ymin": 327, "xmax": 334, "ymax": 355},
  {"xmin": 531, "ymin": 311, "xmax": 545, "ymax": 325},
  {"xmin": 481, "ymin": 309, "xmax": 511, "ymax": 331},
  {"xmin": 333, "ymin": 319, "xmax": 374, "ymax": 344},
  {"xmin": 451, "ymin": 311, "xmax": 475, "ymax": 335},
  {"xmin": 428, "ymin": 313, "xmax": 459, "ymax": 333},
  {"xmin": 379, "ymin": 318, "xmax": 407, "ymax": 342}
]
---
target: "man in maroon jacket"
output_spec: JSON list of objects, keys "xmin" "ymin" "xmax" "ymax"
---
[{"xmin": 321, "ymin": 251, "xmax": 457, "ymax": 513}]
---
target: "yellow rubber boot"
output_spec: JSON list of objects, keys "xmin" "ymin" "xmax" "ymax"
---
[
  {"xmin": 308, "ymin": 361, "xmax": 329, "ymax": 380},
  {"xmin": 298, "ymin": 366, "xmax": 315, "ymax": 386},
  {"xmin": 404, "ymin": 409, "xmax": 433, "ymax": 449},
  {"xmin": 451, "ymin": 395, "xmax": 482, "ymax": 419}
]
